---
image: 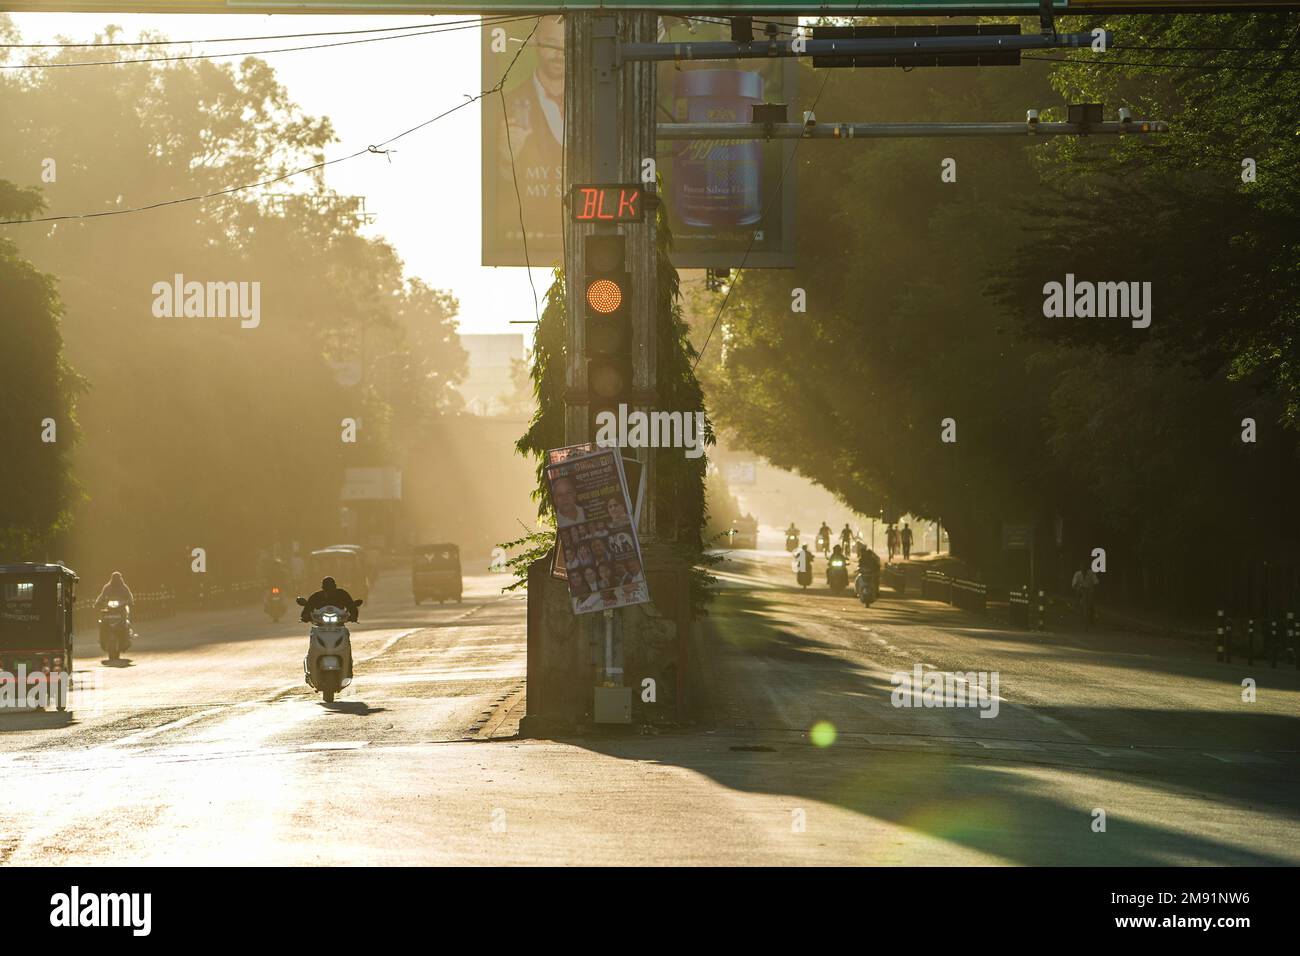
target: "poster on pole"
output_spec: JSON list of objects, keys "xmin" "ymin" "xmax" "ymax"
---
[
  {"xmin": 482, "ymin": 16, "xmax": 796, "ymax": 269},
  {"xmin": 548, "ymin": 443, "xmax": 643, "ymax": 581},
  {"xmin": 545, "ymin": 446, "xmax": 650, "ymax": 614}
]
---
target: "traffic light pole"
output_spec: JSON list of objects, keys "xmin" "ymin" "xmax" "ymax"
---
[
  {"xmin": 564, "ymin": 12, "xmax": 658, "ymax": 542},
  {"xmin": 565, "ymin": 12, "xmax": 666, "ymax": 722}
]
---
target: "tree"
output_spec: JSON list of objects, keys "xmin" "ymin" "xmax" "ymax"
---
[{"xmin": 0, "ymin": 179, "xmax": 84, "ymax": 559}]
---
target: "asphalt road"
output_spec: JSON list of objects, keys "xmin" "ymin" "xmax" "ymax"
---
[{"xmin": 1, "ymin": 552, "xmax": 1295, "ymax": 865}]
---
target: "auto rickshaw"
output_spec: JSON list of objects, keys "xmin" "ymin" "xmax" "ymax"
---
[
  {"xmin": 308, "ymin": 547, "xmax": 369, "ymax": 601},
  {"xmin": 0, "ymin": 563, "xmax": 78, "ymax": 711},
  {"xmin": 411, "ymin": 544, "xmax": 462, "ymax": 605}
]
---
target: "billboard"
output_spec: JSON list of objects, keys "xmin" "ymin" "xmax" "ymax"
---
[{"xmin": 482, "ymin": 16, "xmax": 796, "ymax": 269}]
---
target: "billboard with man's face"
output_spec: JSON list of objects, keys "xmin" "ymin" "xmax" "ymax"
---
[{"xmin": 482, "ymin": 16, "xmax": 796, "ymax": 269}]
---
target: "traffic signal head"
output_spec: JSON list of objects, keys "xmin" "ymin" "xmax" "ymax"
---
[{"xmin": 584, "ymin": 234, "xmax": 632, "ymax": 444}]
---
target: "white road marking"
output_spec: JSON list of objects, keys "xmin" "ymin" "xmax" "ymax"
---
[
  {"xmin": 100, "ymin": 705, "xmax": 229, "ymax": 749},
  {"xmin": 1204, "ymin": 752, "xmax": 1277, "ymax": 764}
]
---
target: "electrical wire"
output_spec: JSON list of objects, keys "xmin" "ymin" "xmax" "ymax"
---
[
  {"xmin": 0, "ymin": 15, "xmax": 530, "ymax": 69},
  {"xmin": 0, "ymin": 18, "xmax": 543, "ymax": 227},
  {"xmin": 0, "ymin": 17, "xmax": 486, "ymax": 48},
  {"xmin": 498, "ymin": 19, "xmax": 543, "ymax": 324}
]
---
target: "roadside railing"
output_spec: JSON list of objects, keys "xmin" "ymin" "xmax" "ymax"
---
[
  {"xmin": 1216, "ymin": 609, "xmax": 1298, "ymax": 669},
  {"xmin": 918, "ymin": 570, "xmax": 990, "ymax": 615},
  {"xmin": 75, "ymin": 580, "xmax": 265, "ymax": 621},
  {"xmin": 883, "ymin": 564, "xmax": 907, "ymax": 596}
]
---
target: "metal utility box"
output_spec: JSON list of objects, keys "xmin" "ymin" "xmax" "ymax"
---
[{"xmin": 593, "ymin": 686, "xmax": 631, "ymax": 724}]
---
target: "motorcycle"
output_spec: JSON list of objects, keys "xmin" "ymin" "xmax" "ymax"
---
[
  {"xmin": 785, "ymin": 532, "xmax": 799, "ymax": 552},
  {"xmin": 98, "ymin": 599, "xmax": 132, "ymax": 662},
  {"xmin": 826, "ymin": 555, "xmax": 850, "ymax": 594},
  {"xmin": 855, "ymin": 567, "xmax": 880, "ymax": 607},
  {"xmin": 297, "ymin": 598, "xmax": 363, "ymax": 703},
  {"xmin": 793, "ymin": 551, "xmax": 813, "ymax": 589},
  {"xmin": 265, "ymin": 585, "xmax": 286, "ymax": 622},
  {"xmin": 815, "ymin": 532, "xmax": 829, "ymax": 555}
]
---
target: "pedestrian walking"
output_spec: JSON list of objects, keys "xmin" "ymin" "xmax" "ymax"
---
[
  {"xmin": 886, "ymin": 525, "xmax": 899, "ymax": 563},
  {"xmin": 900, "ymin": 522, "xmax": 913, "ymax": 561}
]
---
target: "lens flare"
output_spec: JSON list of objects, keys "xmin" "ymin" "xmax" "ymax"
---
[{"xmin": 810, "ymin": 720, "xmax": 837, "ymax": 748}]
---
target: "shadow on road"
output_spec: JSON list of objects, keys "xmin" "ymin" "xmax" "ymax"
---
[
  {"xmin": 568, "ymin": 585, "xmax": 1299, "ymax": 865},
  {"xmin": 0, "ymin": 711, "xmax": 76, "ymax": 732},
  {"xmin": 321, "ymin": 702, "xmax": 387, "ymax": 716}
]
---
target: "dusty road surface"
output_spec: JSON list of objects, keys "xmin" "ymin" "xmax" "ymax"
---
[{"xmin": 2, "ymin": 555, "xmax": 1296, "ymax": 865}]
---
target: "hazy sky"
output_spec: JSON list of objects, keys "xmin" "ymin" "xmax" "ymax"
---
[{"xmin": 8, "ymin": 12, "xmax": 549, "ymax": 336}]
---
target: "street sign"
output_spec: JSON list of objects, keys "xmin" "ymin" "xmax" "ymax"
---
[
  {"xmin": 1001, "ymin": 523, "xmax": 1035, "ymax": 550},
  {"xmin": 571, "ymin": 185, "xmax": 645, "ymax": 224}
]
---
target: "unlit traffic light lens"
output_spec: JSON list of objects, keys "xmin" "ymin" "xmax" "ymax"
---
[
  {"xmin": 587, "ymin": 278, "xmax": 623, "ymax": 315},
  {"xmin": 589, "ymin": 361, "xmax": 627, "ymax": 399}
]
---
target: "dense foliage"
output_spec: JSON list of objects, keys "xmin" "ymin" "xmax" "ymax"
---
[
  {"xmin": 0, "ymin": 19, "xmax": 466, "ymax": 585},
  {"xmin": 696, "ymin": 12, "xmax": 1300, "ymax": 609}
]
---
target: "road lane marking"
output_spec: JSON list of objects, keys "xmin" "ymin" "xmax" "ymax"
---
[
  {"xmin": 1204, "ymin": 752, "xmax": 1277, "ymax": 764},
  {"xmin": 100, "ymin": 706, "xmax": 230, "ymax": 749}
]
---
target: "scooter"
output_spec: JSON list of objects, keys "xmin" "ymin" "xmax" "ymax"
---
[
  {"xmin": 297, "ymin": 597, "xmax": 363, "ymax": 703},
  {"xmin": 265, "ymin": 585, "xmax": 286, "ymax": 622},
  {"xmin": 826, "ymin": 555, "xmax": 850, "ymax": 594},
  {"xmin": 98, "ymin": 599, "xmax": 133, "ymax": 662},
  {"xmin": 793, "ymin": 551, "xmax": 813, "ymax": 589},
  {"xmin": 855, "ymin": 568, "xmax": 879, "ymax": 607}
]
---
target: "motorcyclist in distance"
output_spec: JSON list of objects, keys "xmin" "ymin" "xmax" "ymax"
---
[
  {"xmin": 265, "ymin": 557, "xmax": 289, "ymax": 590},
  {"xmin": 94, "ymin": 571, "xmax": 134, "ymax": 612},
  {"xmin": 816, "ymin": 521, "xmax": 832, "ymax": 554},
  {"xmin": 300, "ymin": 576, "xmax": 359, "ymax": 624}
]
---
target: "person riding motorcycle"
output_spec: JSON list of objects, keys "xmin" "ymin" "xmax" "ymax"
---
[
  {"xmin": 839, "ymin": 524, "xmax": 852, "ymax": 553},
  {"xmin": 785, "ymin": 522, "xmax": 800, "ymax": 551},
  {"xmin": 793, "ymin": 544, "xmax": 814, "ymax": 588},
  {"xmin": 94, "ymin": 570, "xmax": 134, "ymax": 612},
  {"xmin": 94, "ymin": 571, "xmax": 136, "ymax": 654},
  {"xmin": 854, "ymin": 542, "xmax": 882, "ymax": 604},
  {"xmin": 826, "ymin": 544, "xmax": 850, "ymax": 591},
  {"xmin": 300, "ymin": 576, "xmax": 360, "ymax": 624},
  {"xmin": 816, "ymin": 521, "xmax": 832, "ymax": 554},
  {"xmin": 301, "ymin": 576, "xmax": 360, "ymax": 679}
]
